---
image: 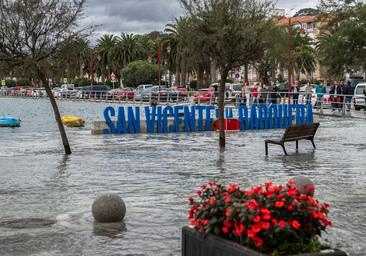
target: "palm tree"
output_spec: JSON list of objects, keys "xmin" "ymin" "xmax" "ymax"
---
[
  {"xmin": 292, "ymin": 30, "xmax": 316, "ymax": 80},
  {"xmin": 113, "ymin": 33, "xmax": 140, "ymax": 71},
  {"xmin": 96, "ymin": 34, "xmax": 116, "ymax": 81}
]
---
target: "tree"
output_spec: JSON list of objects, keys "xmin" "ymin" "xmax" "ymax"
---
[
  {"xmin": 0, "ymin": 0, "xmax": 88, "ymax": 155},
  {"xmin": 294, "ymin": 8, "xmax": 320, "ymax": 17},
  {"xmin": 317, "ymin": 0, "xmax": 366, "ymax": 78},
  {"xmin": 121, "ymin": 61, "xmax": 159, "ymax": 87},
  {"xmin": 179, "ymin": 0, "xmax": 273, "ymax": 148},
  {"xmin": 96, "ymin": 35, "xmax": 117, "ymax": 81}
]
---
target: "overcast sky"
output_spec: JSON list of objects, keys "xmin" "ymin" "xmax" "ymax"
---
[{"xmin": 83, "ymin": 0, "xmax": 318, "ymax": 41}]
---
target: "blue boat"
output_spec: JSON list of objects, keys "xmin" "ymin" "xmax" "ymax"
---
[{"xmin": 0, "ymin": 116, "xmax": 21, "ymax": 127}]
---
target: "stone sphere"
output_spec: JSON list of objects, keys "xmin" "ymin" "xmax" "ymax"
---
[
  {"xmin": 290, "ymin": 176, "xmax": 315, "ymax": 196},
  {"xmin": 92, "ymin": 194, "xmax": 126, "ymax": 223}
]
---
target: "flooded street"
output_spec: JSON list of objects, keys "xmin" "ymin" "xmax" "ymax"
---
[{"xmin": 0, "ymin": 98, "xmax": 365, "ymax": 255}]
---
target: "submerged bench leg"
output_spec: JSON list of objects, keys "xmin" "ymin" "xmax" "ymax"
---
[
  {"xmin": 265, "ymin": 142, "xmax": 269, "ymax": 155},
  {"xmin": 311, "ymin": 139, "xmax": 316, "ymax": 149},
  {"xmin": 281, "ymin": 144, "xmax": 288, "ymax": 156},
  {"xmin": 296, "ymin": 140, "xmax": 299, "ymax": 151}
]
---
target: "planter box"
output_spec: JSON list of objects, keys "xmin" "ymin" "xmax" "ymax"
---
[{"xmin": 182, "ymin": 226, "xmax": 347, "ymax": 256}]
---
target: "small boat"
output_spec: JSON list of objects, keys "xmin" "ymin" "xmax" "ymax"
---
[
  {"xmin": 0, "ymin": 116, "xmax": 21, "ymax": 127},
  {"xmin": 62, "ymin": 116, "xmax": 85, "ymax": 128}
]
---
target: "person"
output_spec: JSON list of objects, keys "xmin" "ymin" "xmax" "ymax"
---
[
  {"xmin": 315, "ymin": 82, "xmax": 326, "ymax": 110},
  {"xmin": 342, "ymin": 81, "xmax": 354, "ymax": 111},
  {"xmin": 251, "ymin": 83, "xmax": 259, "ymax": 106},
  {"xmin": 269, "ymin": 81, "xmax": 278, "ymax": 104},
  {"xmin": 241, "ymin": 82, "xmax": 250, "ymax": 106},
  {"xmin": 292, "ymin": 81, "xmax": 300, "ymax": 104},
  {"xmin": 330, "ymin": 81, "xmax": 343, "ymax": 112},
  {"xmin": 304, "ymin": 82, "xmax": 313, "ymax": 105}
]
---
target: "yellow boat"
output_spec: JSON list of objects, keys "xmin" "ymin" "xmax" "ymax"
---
[{"xmin": 62, "ymin": 116, "xmax": 85, "ymax": 128}]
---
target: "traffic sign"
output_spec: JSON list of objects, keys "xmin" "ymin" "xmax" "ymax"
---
[
  {"xmin": 235, "ymin": 73, "xmax": 240, "ymax": 79},
  {"xmin": 1, "ymin": 80, "xmax": 5, "ymax": 86},
  {"xmin": 63, "ymin": 78, "xmax": 68, "ymax": 84},
  {"xmin": 111, "ymin": 72, "xmax": 117, "ymax": 82}
]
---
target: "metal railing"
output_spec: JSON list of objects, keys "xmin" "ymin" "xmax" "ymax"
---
[{"xmin": 1, "ymin": 88, "xmax": 365, "ymax": 115}]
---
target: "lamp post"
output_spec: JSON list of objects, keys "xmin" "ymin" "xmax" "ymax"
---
[
  {"xmin": 157, "ymin": 37, "xmax": 161, "ymax": 93},
  {"xmin": 167, "ymin": 44, "xmax": 172, "ymax": 87},
  {"xmin": 287, "ymin": 17, "xmax": 292, "ymax": 104}
]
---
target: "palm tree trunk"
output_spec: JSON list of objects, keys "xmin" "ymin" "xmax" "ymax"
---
[
  {"xmin": 37, "ymin": 67, "xmax": 71, "ymax": 155},
  {"xmin": 219, "ymin": 69, "xmax": 229, "ymax": 148},
  {"xmin": 197, "ymin": 65, "xmax": 204, "ymax": 89}
]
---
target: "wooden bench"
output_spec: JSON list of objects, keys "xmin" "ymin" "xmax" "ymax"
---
[{"xmin": 265, "ymin": 123, "xmax": 320, "ymax": 155}]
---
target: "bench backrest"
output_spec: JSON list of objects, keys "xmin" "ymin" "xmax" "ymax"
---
[{"xmin": 282, "ymin": 123, "xmax": 320, "ymax": 142}]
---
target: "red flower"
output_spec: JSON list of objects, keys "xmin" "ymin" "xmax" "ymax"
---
[
  {"xmin": 300, "ymin": 194, "xmax": 308, "ymax": 201},
  {"xmin": 244, "ymin": 199, "xmax": 259, "ymax": 210},
  {"xmin": 247, "ymin": 230, "xmax": 255, "ymax": 239},
  {"xmin": 202, "ymin": 219, "xmax": 208, "ymax": 226},
  {"xmin": 251, "ymin": 224, "xmax": 262, "ymax": 234},
  {"xmin": 288, "ymin": 179, "xmax": 296, "ymax": 185},
  {"xmin": 225, "ymin": 196, "xmax": 230, "ymax": 205},
  {"xmin": 253, "ymin": 215, "xmax": 261, "ymax": 223},
  {"xmin": 222, "ymin": 226, "xmax": 229, "ymax": 234},
  {"xmin": 291, "ymin": 220, "xmax": 301, "ymax": 230},
  {"xmin": 233, "ymin": 222, "xmax": 246, "ymax": 236},
  {"xmin": 197, "ymin": 190, "xmax": 202, "ymax": 196},
  {"xmin": 225, "ymin": 208, "xmax": 232, "ymax": 217},
  {"xmin": 278, "ymin": 220, "xmax": 286, "ymax": 229},
  {"xmin": 275, "ymin": 201, "xmax": 285, "ymax": 208},
  {"xmin": 287, "ymin": 205, "xmax": 294, "ymax": 211},
  {"xmin": 188, "ymin": 196, "xmax": 194, "ymax": 204},
  {"xmin": 209, "ymin": 197, "xmax": 216, "ymax": 205},
  {"xmin": 265, "ymin": 181, "xmax": 273, "ymax": 188},
  {"xmin": 261, "ymin": 222, "xmax": 270, "ymax": 230},
  {"xmin": 228, "ymin": 183, "xmax": 238, "ymax": 194},
  {"xmin": 253, "ymin": 236, "xmax": 263, "ymax": 248}
]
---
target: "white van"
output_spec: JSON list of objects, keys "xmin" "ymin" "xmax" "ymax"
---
[{"xmin": 354, "ymin": 83, "xmax": 365, "ymax": 110}]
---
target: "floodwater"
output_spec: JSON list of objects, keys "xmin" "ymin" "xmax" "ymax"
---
[{"xmin": 0, "ymin": 97, "xmax": 365, "ymax": 256}]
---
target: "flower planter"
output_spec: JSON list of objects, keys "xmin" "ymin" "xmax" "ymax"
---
[{"xmin": 182, "ymin": 226, "xmax": 347, "ymax": 256}]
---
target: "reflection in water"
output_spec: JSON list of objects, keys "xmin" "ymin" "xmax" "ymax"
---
[
  {"xmin": 0, "ymin": 98, "xmax": 365, "ymax": 255},
  {"xmin": 93, "ymin": 221, "xmax": 127, "ymax": 238}
]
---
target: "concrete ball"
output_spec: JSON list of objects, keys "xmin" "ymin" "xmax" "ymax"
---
[
  {"xmin": 290, "ymin": 176, "xmax": 315, "ymax": 196},
  {"xmin": 92, "ymin": 194, "xmax": 126, "ymax": 223}
]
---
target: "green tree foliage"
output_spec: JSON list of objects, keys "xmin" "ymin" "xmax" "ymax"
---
[
  {"xmin": 317, "ymin": 0, "xmax": 366, "ymax": 78},
  {"xmin": 74, "ymin": 78, "xmax": 91, "ymax": 87},
  {"xmin": 0, "ymin": 0, "xmax": 88, "ymax": 155},
  {"xmin": 179, "ymin": 0, "xmax": 273, "ymax": 148},
  {"xmin": 121, "ymin": 61, "xmax": 159, "ymax": 87},
  {"xmin": 294, "ymin": 8, "xmax": 320, "ymax": 17}
]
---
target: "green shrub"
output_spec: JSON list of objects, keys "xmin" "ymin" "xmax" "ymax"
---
[
  {"xmin": 74, "ymin": 78, "xmax": 91, "ymax": 87},
  {"xmin": 5, "ymin": 79, "xmax": 16, "ymax": 87},
  {"xmin": 121, "ymin": 61, "xmax": 160, "ymax": 88},
  {"xmin": 16, "ymin": 80, "xmax": 31, "ymax": 86}
]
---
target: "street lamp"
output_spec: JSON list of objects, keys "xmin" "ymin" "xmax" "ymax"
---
[
  {"xmin": 157, "ymin": 37, "xmax": 161, "ymax": 93},
  {"xmin": 167, "ymin": 44, "xmax": 172, "ymax": 87}
]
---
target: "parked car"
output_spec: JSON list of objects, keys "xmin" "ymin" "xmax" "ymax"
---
[
  {"xmin": 61, "ymin": 88, "xmax": 78, "ymax": 98},
  {"xmin": 345, "ymin": 76, "xmax": 366, "ymax": 89},
  {"xmin": 107, "ymin": 88, "xmax": 135, "ymax": 100},
  {"xmin": 80, "ymin": 85, "xmax": 110, "ymax": 99},
  {"xmin": 226, "ymin": 83, "xmax": 243, "ymax": 97},
  {"xmin": 134, "ymin": 85, "xmax": 153, "ymax": 101},
  {"xmin": 193, "ymin": 88, "xmax": 215, "ymax": 103},
  {"xmin": 150, "ymin": 86, "xmax": 169, "ymax": 102},
  {"xmin": 353, "ymin": 83, "xmax": 366, "ymax": 110},
  {"xmin": 52, "ymin": 87, "xmax": 61, "ymax": 97}
]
